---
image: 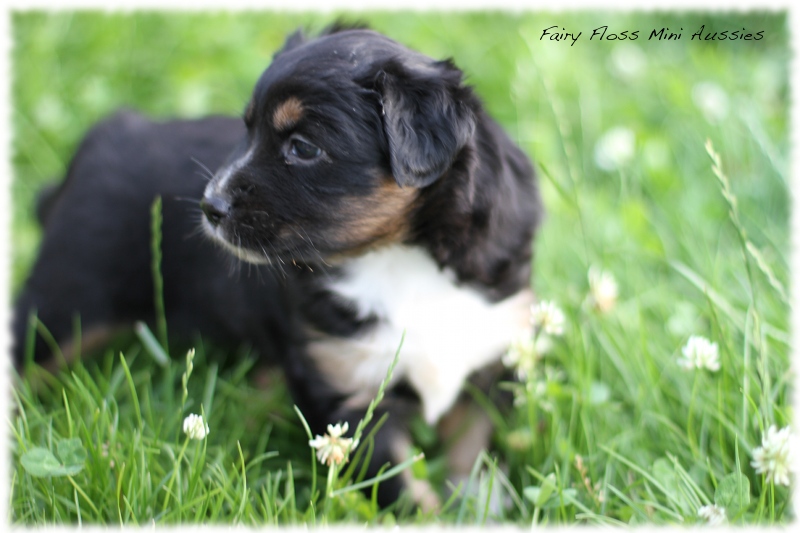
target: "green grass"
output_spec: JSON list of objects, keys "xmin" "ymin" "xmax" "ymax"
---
[{"xmin": 9, "ymin": 10, "xmax": 792, "ymax": 526}]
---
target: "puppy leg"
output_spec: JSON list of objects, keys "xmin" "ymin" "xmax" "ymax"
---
[
  {"xmin": 437, "ymin": 398, "xmax": 495, "ymax": 496},
  {"xmin": 437, "ymin": 362, "xmax": 514, "ymax": 513},
  {"xmin": 391, "ymin": 433, "xmax": 442, "ymax": 513}
]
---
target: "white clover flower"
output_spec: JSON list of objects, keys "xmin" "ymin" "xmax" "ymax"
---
[
  {"xmin": 698, "ymin": 504, "xmax": 726, "ymax": 526},
  {"xmin": 751, "ymin": 425, "xmax": 795, "ymax": 486},
  {"xmin": 677, "ymin": 335, "xmax": 720, "ymax": 372},
  {"xmin": 587, "ymin": 266, "xmax": 619, "ymax": 313},
  {"xmin": 531, "ymin": 300, "xmax": 565, "ymax": 336},
  {"xmin": 594, "ymin": 127, "xmax": 635, "ymax": 172},
  {"xmin": 503, "ymin": 333, "xmax": 553, "ymax": 379},
  {"xmin": 692, "ymin": 82, "xmax": 729, "ymax": 123},
  {"xmin": 183, "ymin": 413, "xmax": 209, "ymax": 440},
  {"xmin": 309, "ymin": 422, "xmax": 355, "ymax": 467},
  {"xmin": 503, "ymin": 335, "xmax": 536, "ymax": 379}
]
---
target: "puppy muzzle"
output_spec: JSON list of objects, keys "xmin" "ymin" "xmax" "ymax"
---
[{"xmin": 200, "ymin": 194, "xmax": 231, "ymax": 227}]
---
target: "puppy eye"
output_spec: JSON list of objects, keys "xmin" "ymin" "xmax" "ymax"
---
[{"xmin": 289, "ymin": 138, "xmax": 322, "ymax": 160}]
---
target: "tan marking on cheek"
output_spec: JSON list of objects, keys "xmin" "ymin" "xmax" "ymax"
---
[
  {"xmin": 272, "ymin": 97, "xmax": 304, "ymax": 130},
  {"xmin": 332, "ymin": 179, "xmax": 419, "ymax": 257}
]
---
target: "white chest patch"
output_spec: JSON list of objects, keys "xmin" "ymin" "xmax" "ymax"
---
[{"xmin": 307, "ymin": 245, "xmax": 532, "ymax": 424}]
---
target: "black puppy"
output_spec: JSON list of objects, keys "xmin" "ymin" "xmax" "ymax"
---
[
  {"xmin": 199, "ymin": 26, "xmax": 542, "ymax": 507},
  {"xmin": 12, "ymin": 113, "xmax": 291, "ymax": 370},
  {"xmin": 14, "ymin": 25, "xmax": 542, "ymax": 509}
]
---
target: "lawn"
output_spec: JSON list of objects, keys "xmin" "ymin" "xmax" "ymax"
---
[{"xmin": 8, "ymin": 10, "xmax": 792, "ymax": 526}]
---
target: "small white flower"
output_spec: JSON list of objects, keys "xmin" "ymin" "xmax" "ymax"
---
[
  {"xmin": 309, "ymin": 422, "xmax": 355, "ymax": 467},
  {"xmin": 183, "ymin": 413, "xmax": 209, "ymax": 440},
  {"xmin": 588, "ymin": 266, "xmax": 619, "ymax": 313},
  {"xmin": 503, "ymin": 335, "xmax": 536, "ymax": 379},
  {"xmin": 692, "ymin": 82, "xmax": 729, "ymax": 123},
  {"xmin": 751, "ymin": 425, "xmax": 795, "ymax": 486},
  {"xmin": 504, "ymin": 331, "xmax": 557, "ymax": 380},
  {"xmin": 531, "ymin": 300, "xmax": 565, "ymax": 336},
  {"xmin": 697, "ymin": 504, "xmax": 726, "ymax": 526},
  {"xmin": 677, "ymin": 335, "xmax": 720, "ymax": 372},
  {"xmin": 594, "ymin": 127, "xmax": 635, "ymax": 172}
]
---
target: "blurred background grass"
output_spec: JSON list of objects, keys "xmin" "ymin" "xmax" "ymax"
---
[
  {"xmin": 11, "ymin": 11, "xmax": 789, "ymax": 291},
  {"xmin": 9, "ymin": 10, "xmax": 791, "ymax": 525},
  {"xmin": 13, "ymin": 12, "xmax": 789, "ymax": 287}
]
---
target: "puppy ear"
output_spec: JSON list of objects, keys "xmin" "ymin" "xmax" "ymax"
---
[
  {"xmin": 321, "ymin": 20, "xmax": 372, "ymax": 35},
  {"xmin": 273, "ymin": 29, "xmax": 307, "ymax": 59},
  {"xmin": 375, "ymin": 59, "xmax": 476, "ymax": 188}
]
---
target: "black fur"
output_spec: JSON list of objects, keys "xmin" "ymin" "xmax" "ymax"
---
[
  {"xmin": 12, "ymin": 112, "xmax": 293, "ymax": 367},
  {"xmin": 13, "ymin": 27, "xmax": 542, "ymax": 509},
  {"xmin": 374, "ymin": 58, "xmax": 476, "ymax": 188}
]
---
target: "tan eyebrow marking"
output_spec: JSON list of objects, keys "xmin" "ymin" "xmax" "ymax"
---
[{"xmin": 272, "ymin": 97, "xmax": 304, "ymax": 130}]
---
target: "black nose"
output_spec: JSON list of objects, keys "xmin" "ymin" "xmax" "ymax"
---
[{"xmin": 200, "ymin": 195, "xmax": 231, "ymax": 227}]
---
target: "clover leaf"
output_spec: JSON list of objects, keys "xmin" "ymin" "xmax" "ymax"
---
[{"xmin": 21, "ymin": 438, "xmax": 87, "ymax": 477}]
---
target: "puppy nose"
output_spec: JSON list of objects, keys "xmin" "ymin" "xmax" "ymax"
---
[{"xmin": 200, "ymin": 195, "xmax": 231, "ymax": 226}]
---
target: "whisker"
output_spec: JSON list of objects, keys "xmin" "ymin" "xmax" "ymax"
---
[
  {"xmin": 295, "ymin": 227, "xmax": 330, "ymax": 268},
  {"xmin": 171, "ymin": 195, "xmax": 203, "ymax": 204},
  {"xmin": 225, "ymin": 229, "xmax": 243, "ymax": 280},
  {"xmin": 258, "ymin": 242, "xmax": 282, "ymax": 279},
  {"xmin": 184, "ymin": 222, "xmax": 207, "ymax": 241},
  {"xmin": 183, "ymin": 211, "xmax": 213, "ymax": 241},
  {"xmin": 236, "ymin": 233, "xmax": 245, "ymax": 282},
  {"xmin": 194, "ymin": 171, "xmax": 213, "ymax": 183},
  {"xmin": 269, "ymin": 242, "xmax": 289, "ymax": 280},
  {"xmin": 190, "ymin": 157, "xmax": 216, "ymax": 182}
]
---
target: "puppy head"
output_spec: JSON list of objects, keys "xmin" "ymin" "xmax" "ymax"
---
[{"xmin": 201, "ymin": 28, "xmax": 476, "ymax": 265}]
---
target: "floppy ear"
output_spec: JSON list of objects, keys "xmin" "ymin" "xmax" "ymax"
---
[{"xmin": 375, "ymin": 59, "xmax": 476, "ymax": 188}]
